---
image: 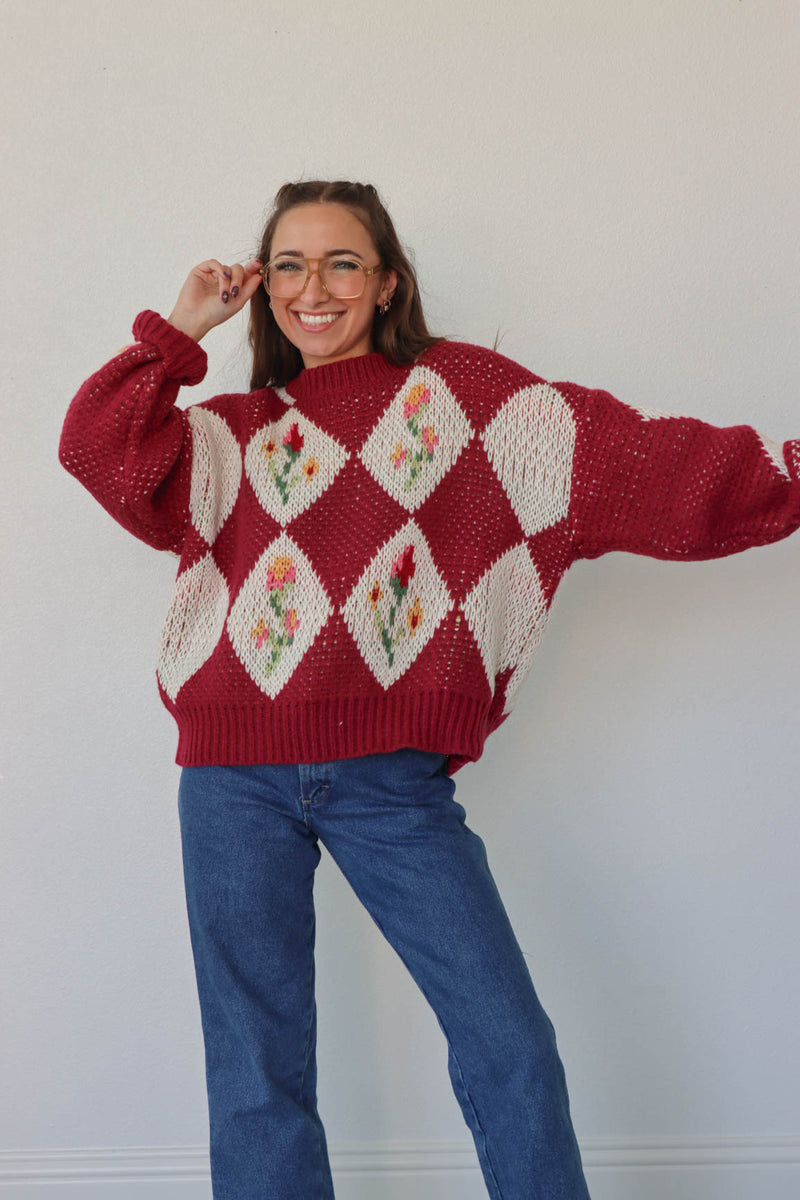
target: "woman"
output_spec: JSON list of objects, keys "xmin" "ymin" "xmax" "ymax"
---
[{"xmin": 59, "ymin": 180, "xmax": 800, "ymax": 1200}]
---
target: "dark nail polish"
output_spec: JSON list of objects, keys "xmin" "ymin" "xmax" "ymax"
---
[
  {"xmin": 222, "ymin": 291, "xmax": 229, "ymax": 303},
  {"xmin": 231, "ymin": 286, "xmax": 239, "ymax": 298}
]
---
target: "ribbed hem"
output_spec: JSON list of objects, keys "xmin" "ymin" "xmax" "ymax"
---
[
  {"xmin": 170, "ymin": 690, "xmax": 489, "ymax": 777},
  {"xmin": 132, "ymin": 310, "xmax": 208, "ymax": 385}
]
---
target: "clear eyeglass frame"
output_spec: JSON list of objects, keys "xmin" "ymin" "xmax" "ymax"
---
[{"xmin": 258, "ymin": 256, "xmax": 383, "ymax": 300}]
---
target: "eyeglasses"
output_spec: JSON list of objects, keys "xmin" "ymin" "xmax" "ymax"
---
[{"xmin": 259, "ymin": 255, "xmax": 383, "ymax": 300}]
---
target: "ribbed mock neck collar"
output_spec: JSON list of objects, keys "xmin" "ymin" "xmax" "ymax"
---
[{"xmin": 285, "ymin": 351, "xmax": 403, "ymax": 405}]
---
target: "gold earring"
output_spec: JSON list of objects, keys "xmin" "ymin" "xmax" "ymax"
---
[{"xmin": 378, "ymin": 297, "xmax": 392, "ymax": 315}]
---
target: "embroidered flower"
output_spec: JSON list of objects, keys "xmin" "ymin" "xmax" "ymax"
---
[
  {"xmin": 393, "ymin": 383, "xmax": 438, "ymax": 492},
  {"xmin": 253, "ymin": 555, "xmax": 300, "ymax": 678},
  {"xmin": 266, "ymin": 556, "xmax": 296, "ymax": 591},
  {"xmin": 262, "ymin": 423, "xmax": 319, "ymax": 505},
  {"xmin": 421, "ymin": 425, "xmax": 438, "ymax": 453},
  {"xmin": 370, "ymin": 544, "xmax": 419, "ymax": 668},
  {"xmin": 407, "ymin": 597, "xmax": 424, "ymax": 636},
  {"xmin": 390, "ymin": 544, "xmax": 416, "ymax": 591},
  {"xmin": 251, "ymin": 618, "xmax": 270, "ymax": 649},
  {"xmin": 283, "ymin": 423, "xmax": 304, "ymax": 455},
  {"xmin": 403, "ymin": 382, "xmax": 429, "ymax": 419}
]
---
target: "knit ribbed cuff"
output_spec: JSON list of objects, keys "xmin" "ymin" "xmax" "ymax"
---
[{"xmin": 132, "ymin": 310, "xmax": 208, "ymax": 385}]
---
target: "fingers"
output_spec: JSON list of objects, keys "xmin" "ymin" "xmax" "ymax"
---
[
  {"xmin": 218, "ymin": 259, "xmax": 264, "ymax": 307},
  {"xmin": 204, "ymin": 259, "xmax": 263, "ymax": 305},
  {"xmin": 239, "ymin": 259, "xmax": 264, "ymax": 302},
  {"xmin": 227, "ymin": 262, "xmax": 244, "ymax": 301}
]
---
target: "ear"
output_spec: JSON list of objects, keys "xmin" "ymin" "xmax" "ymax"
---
[{"xmin": 380, "ymin": 268, "xmax": 398, "ymax": 303}]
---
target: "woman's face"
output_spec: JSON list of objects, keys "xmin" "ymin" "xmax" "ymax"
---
[{"xmin": 267, "ymin": 203, "xmax": 396, "ymax": 370}]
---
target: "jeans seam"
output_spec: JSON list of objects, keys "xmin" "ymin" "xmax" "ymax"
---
[
  {"xmin": 437, "ymin": 1018, "xmax": 505, "ymax": 1200},
  {"xmin": 342, "ymin": 891, "xmax": 506, "ymax": 1200},
  {"xmin": 297, "ymin": 894, "xmax": 329, "ymax": 1199}
]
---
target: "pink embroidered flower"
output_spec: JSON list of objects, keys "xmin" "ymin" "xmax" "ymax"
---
[
  {"xmin": 407, "ymin": 597, "xmax": 424, "ymax": 636},
  {"xmin": 251, "ymin": 618, "xmax": 270, "ymax": 648},
  {"xmin": 421, "ymin": 425, "xmax": 438, "ymax": 452},
  {"xmin": 266, "ymin": 556, "xmax": 296, "ymax": 591},
  {"xmin": 284, "ymin": 608, "xmax": 300, "ymax": 636},
  {"xmin": 403, "ymin": 382, "xmax": 429, "ymax": 419},
  {"xmin": 283, "ymin": 424, "xmax": 304, "ymax": 454},
  {"xmin": 391, "ymin": 442, "xmax": 407, "ymax": 470},
  {"xmin": 390, "ymin": 545, "xmax": 415, "ymax": 589}
]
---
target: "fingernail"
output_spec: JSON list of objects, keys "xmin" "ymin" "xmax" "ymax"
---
[
  {"xmin": 231, "ymin": 286, "xmax": 239, "ymax": 297},
  {"xmin": 222, "ymin": 291, "xmax": 229, "ymax": 303}
]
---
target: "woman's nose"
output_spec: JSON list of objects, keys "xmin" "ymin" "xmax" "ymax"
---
[{"xmin": 299, "ymin": 266, "xmax": 328, "ymax": 303}]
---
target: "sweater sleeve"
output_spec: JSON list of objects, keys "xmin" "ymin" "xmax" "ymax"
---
[
  {"xmin": 58, "ymin": 311, "xmax": 208, "ymax": 553},
  {"xmin": 562, "ymin": 383, "xmax": 800, "ymax": 562}
]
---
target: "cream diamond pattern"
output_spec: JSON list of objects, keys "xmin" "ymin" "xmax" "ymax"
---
[
  {"xmin": 359, "ymin": 366, "xmax": 473, "ymax": 511},
  {"xmin": 157, "ymin": 552, "xmax": 230, "ymax": 701},
  {"xmin": 461, "ymin": 542, "xmax": 550, "ymax": 715},
  {"xmin": 227, "ymin": 533, "xmax": 334, "ymax": 698},
  {"xmin": 481, "ymin": 384, "xmax": 575, "ymax": 536},
  {"xmin": 341, "ymin": 519, "xmax": 453, "ymax": 689},
  {"xmin": 187, "ymin": 408, "xmax": 242, "ymax": 544},
  {"xmin": 245, "ymin": 413, "xmax": 349, "ymax": 526}
]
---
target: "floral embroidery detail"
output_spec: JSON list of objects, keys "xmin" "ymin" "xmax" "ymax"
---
[
  {"xmin": 370, "ymin": 544, "xmax": 423, "ymax": 666},
  {"xmin": 403, "ymin": 383, "xmax": 427, "ymax": 418},
  {"xmin": 261, "ymin": 423, "xmax": 319, "ymax": 506},
  {"xmin": 266, "ymin": 555, "xmax": 296, "ymax": 590},
  {"xmin": 407, "ymin": 597, "xmax": 424, "ymax": 636},
  {"xmin": 392, "ymin": 383, "xmax": 439, "ymax": 491},
  {"xmin": 251, "ymin": 617, "xmax": 270, "ymax": 649},
  {"xmin": 250, "ymin": 555, "xmax": 301, "ymax": 676}
]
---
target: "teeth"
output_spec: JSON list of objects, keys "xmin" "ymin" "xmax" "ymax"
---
[{"xmin": 296, "ymin": 312, "xmax": 341, "ymax": 326}]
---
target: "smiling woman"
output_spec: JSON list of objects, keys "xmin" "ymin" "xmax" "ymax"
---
[
  {"xmin": 58, "ymin": 179, "xmax": 800, "ymax": 1200},
  {"xmin": 260, "ymin": 203, "xmax": 395, "ymax": 368},
  {"xmin": 248, "ymin": 180, "xmax": 440, "ymax": 386}
]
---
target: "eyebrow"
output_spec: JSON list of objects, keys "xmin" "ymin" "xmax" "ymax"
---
[{"xmin": 273, "ymin": 248, "xmax": 365, "ymax": 259}]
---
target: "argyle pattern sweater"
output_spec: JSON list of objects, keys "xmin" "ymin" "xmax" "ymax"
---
[{"xmin": 59, "ymin": 311, "xmax": 800, "ymax": 774}]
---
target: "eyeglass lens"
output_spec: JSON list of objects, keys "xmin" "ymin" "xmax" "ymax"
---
[{"xmin": 266, "ymin": 258, "xmax": 367, "ymax": 299}]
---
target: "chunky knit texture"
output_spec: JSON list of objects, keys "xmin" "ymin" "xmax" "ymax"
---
[{"xmin": 60, "ymin": 311, "xmax": 800, "ymax": 774}]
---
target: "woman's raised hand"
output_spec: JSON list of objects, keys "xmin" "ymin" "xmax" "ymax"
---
[{"xmin": 167, "ymin": 259, "xmax": 264, "ymax": 342}]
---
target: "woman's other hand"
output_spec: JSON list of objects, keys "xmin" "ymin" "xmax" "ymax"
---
[{"xmin": 167, "ymin": 258, "xmax": 263, "ymax": 341}]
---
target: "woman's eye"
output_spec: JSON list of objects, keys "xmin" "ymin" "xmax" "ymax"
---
[
  {"xmin": 274, "ymin": 260, "xmax": 301, "ymax": 273},
  {"xmin": 329, "ymin": 259, "xmax": 360, "ymax": 272}
]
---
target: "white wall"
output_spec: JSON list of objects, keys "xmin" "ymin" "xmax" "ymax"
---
[{"xmin": 2, "ymin": 1, "xmax": 799, "ymax": 1196}]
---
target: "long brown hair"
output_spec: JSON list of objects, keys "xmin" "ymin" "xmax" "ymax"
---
[{"xmin": 249, "ymin": 181, "xmax": 439, "ymax": 389}]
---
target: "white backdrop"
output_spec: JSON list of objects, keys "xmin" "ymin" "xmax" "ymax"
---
[{"xmin": 2, "ymin": 2, "xmax": 799, "ymax": 1197}]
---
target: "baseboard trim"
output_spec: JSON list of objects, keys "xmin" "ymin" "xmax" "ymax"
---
[{"xmin": 1, "ymin": 1136, "xmax": 799, "ymax": 1185}]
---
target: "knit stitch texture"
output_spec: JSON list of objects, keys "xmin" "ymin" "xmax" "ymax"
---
[{"xmin": 59, "ymin": 311, "xmax": 800, "ymax": 774}]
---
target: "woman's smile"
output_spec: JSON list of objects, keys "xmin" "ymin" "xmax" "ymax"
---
[{"xmin": 290, "ymin": 309, "xmax": 345, "ymax": 332}]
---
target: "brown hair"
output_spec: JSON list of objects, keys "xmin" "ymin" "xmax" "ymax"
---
[{"xmin": 249, "ymin": 180, "xmax": 439, "ymax": 389}]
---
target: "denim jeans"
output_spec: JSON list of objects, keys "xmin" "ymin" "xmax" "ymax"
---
[{"xmin": 177, "ymin": 748, "xmax": 591, "ymax": 1200}]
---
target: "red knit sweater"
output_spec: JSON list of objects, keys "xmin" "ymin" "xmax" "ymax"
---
[{"xmin": 59, "ymin": 311, "xmax": 800, "ymax": 775}]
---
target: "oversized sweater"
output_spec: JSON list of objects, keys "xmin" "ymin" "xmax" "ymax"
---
[{"xmin": 59, "ymin": 310, "xmax": 800, "ymax": 775}]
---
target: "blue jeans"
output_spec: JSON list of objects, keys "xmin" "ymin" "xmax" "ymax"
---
[{"xmin": 177, "ymin": 749, "xmax": 591, "ymax": 1200}]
